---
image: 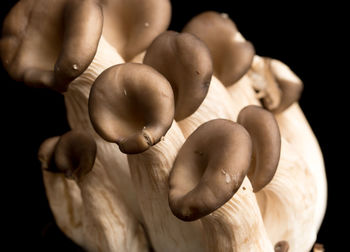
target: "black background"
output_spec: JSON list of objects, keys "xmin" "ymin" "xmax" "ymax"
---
[{"xmin": 1, "ymin": 0, "xmax": 347, "ymax": 251}]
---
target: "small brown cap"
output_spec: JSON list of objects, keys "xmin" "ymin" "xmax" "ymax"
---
[
  {"xmin": 37, "ymin": 131, "xmax": 97, "ymax": 181},
  {"xmin": 169, "ymin": 119, "xmax": 252, "ymax": 221},
  {"xmin": 274, "ymin": 240, "xmax": 289, "ymax": 252},
  {"xmin": 237, "ymin": 105, "xmax": 281, "ymax": 192},
  {"xmin": 183, "ymin": 11, "xmax": 255, "ymax": 86},
  {"xmin": 143, "ymin": 31, "xmax": 213, "ymax": 121},
  {"xmin": 54, "ymin": 131, "xmax": 97, "ymax": 181},
  {"xmin": 88, "ymin": 63, "xmax": 175, "ymax": 154},
  {"xmin": 1, "ymin": 0, "xmax": 103, "ymax": 92}
]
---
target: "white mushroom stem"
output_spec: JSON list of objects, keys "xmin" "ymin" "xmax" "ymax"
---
[
  {"xmin": 256, "ymin": 138, "xmax": 318, "ymax": 252},
  {"xmin": 177, "ymin": 76, "xmax": 235, "ymax": 137},
  {"xmin": 275, "ymin": 104, "xmax": 327, "ymax": 232},
  {"xmin": 42, "ymin": 171, "xmax": 85, "ymax": 246},
  {"xmin": 201, "ymin": 178, "xmax": 274, "ymax": 252},
  {"xmin": 74, "ymin": 158, "xmax": 149, "ymax": 252},
  {"xmin": 63, "ymin": 36, "xmax": 143, "ymax": 221},
  {"xmin": 127, "ymin": 122, "xmax": 205, "ymax": 252}
]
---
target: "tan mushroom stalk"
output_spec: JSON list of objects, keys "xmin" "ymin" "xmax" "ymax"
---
[
  {"xmin": 38, "ymin": 136, "xmax": 85, "ymax": 246},
  {"xmin": 169, "ymin": 119, "xmax": 274, "ymax": 251},
  {"xmin": 1, "ymin": 0, "xmax": 173, "ymax": 237},
  {"xmin": 89, "ymin": 63, "xmax": 205, "ymax": 252},
  {"xmin": 39, "ymin": 131, "xmax": 149, "ymax": 252}
]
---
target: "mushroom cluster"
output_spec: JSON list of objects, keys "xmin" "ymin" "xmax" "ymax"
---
[{"xmin": 1, "ymin": 1, "xmax": 327, "ymax": 252}]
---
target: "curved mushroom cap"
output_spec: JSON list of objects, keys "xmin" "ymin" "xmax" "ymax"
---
[
  {"xmin": 274, "ymin": 240, "xmax": 289, "ymax": 252},
  {"xmin": 237, "ymin": 105, "xmax": 281, "ymax": 192},
  {"xmin": 183, "ymin": 11, "xmax": 255, "ymax": 86},
  {"xmin": 38, "ymin": 136, "xmax": 61, "ymax": 172},
  {"xmin": 102, "ymin": 0, "xmax": 171, "ymax": 61},
  {"xmin": 169, "ymin": 119, "xmax": 252, "ymax": 221},
  {"xmin": 143, "ymin": 31, "xmax": 213, "ymax": 121},
  {"xmin": 1, "ymin": 0, "xmax": 103, "ymax": 92},
  {"xmin": 88, "ymin": 63, "xmax": 175, "ymax": 154},
  {"xmin": 269, "ymin": 59, "xmax": 304, "ymax": 114},
  {"xmin": 54, "ymin": 131, "xmax": 97, "ymax": 181}
]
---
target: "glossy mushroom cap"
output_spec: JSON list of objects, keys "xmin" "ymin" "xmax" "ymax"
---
[
  {"xmin": 38, "ymin": 131, "xmax": 97, "ymax": 181},
  {"xmin": 183, "ymin": 11, "xmax": 255, "ymax": 86},
  {"xmin": 88, "ymin": 63, "xmax": 175, "ymax": 154},
  {"xmin": 237, "ymin": 105, "xmax": 281, "ymax": 192},
  {"xmin": 143, "ymin": 31, "xmax": 213, "ymax": 121},
  {"xmin": 169, "ymin": 119, "xmax": 252, "ymax": 221},
  {"xmin": 1, "ymin": 0, "xmax": 103, "ymax": 92},
  {"xmin": 0, "ymin": 0, "xmax": 171, "ymax": 91},
  {"xmin": 54, "ymin": 131, "xmax": 97, "ymax": 180}
]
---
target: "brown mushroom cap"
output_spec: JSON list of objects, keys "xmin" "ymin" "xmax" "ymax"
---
[
  {"xmin": 1, "ymin": 0, "xmax": 103, "ymax": 92},
  {"xmin": 88, "ymin": 63, "xmax": 175, "ymax": 154},
  {"xmin": 274, "ymin": 240, "xmax": 289, "ymax": 252},
  {"xmin": 54, "ymin": 131, "xmax": 97, "ymax": 181},
  {"xmin": 143, "ymin": 31, "xmax": 213, "ymax": 121},
  {"xmin": 269, "ymin": 59, "xmax": 304, "ymax": 114},
  {"xmin": 237, "ymin": 105, "xmax": 281, "ymax": 192},
  {"xmin": 168, "ymin": 119, "xmax": 252, "ymax": 221},
  {"xmin": 183, "ymin": 11, "xmax": 255, "ymax": 86},
  {"xmin": 1, "ymin": 0, "xmax": 171, "ymax": 91},
  {"xmin": 102, "ymin": 0, "xmax": 171, "ymax": 61}
]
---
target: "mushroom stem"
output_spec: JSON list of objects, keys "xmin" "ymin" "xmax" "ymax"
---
[
  {"xmin": 64, "ymin": 36, "xmax": 143, "ymax": 222},
  {"xmin": 274, "ymin": 104, "xmax": 327, "ymax": 232},
  {"xmin": 177, "ymin": 76, "xmax": 235, "ymax": 137},
  {"xmin": 127, "ymin": 122, "xmax": 205, "ymax": 252},
  {"xmin": 39, "ymin": 137, "xmax": 85, "ymax": 246},
  {"xmin": 75, "ymin": 158, "xmax": 149, "ymax": 252},
  {"xmin": 201, "ymin": 178, "xmax": 274, "ymax": 252},
  {"xmin": 256, "ymin": 139, "xmax": 318, "ymax": 251},
  {"xmin": 41, "ymin": 170, "xmax": 85, "ymax": 246}
]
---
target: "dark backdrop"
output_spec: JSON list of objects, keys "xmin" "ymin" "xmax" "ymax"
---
[{"xmin": 1, "ymin": 1, "xmax": 346, "ymax": 251}]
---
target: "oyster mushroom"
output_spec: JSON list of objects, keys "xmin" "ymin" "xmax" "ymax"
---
[
  {"xmin": 88, "ymin": 63, "xmax": 205, "ymax": 251},
  {"xmin": 169, "ymin": 119, "xmax": 274, "ymax": 251},
  {"xmin": 182, "ymin": 11, "xmax": 326, "ymax": 251},
  {"xmin": 39, "ymin": 130, "xmax": 149, "ymax": 252}
]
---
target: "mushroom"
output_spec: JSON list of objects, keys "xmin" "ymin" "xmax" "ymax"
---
[
  {"xmin": 237, "ymin": 105, "xmax": 281, "ymax": 192},
  {"xmin": 88, "ymin": 62, "xmax": 205, "ymax": 251},
  {"xmin": 39, "ymin": 130, "xmax": 149, "ymax": 252},
  {"xmin": 89, "ymin": 63, "xmax": 175, "ymax": 154},
  {"xmin": 0, "ymin": 0, "xmax": 171, "ymax": 91},
  {"xmin": 169, "ymin": 119, "xmax": 274, "ymax": 251},
  {"xmin": 248, "ymin": 56, "xmax": 327, "ymax": 234},
  {"xmin": 38, "ymin": 136, "xmax": 85, "ymax": 247},
  {"xmin": 183, "ymin": 11, "xmax": 255, "ymax": 86},
  {"xmin": 143, "ymin": 31, "xmax": 213, "ymax": 121},
  {"xmin": 182, "ymin": 11, "xmax": 326, "ymax": 250}
]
